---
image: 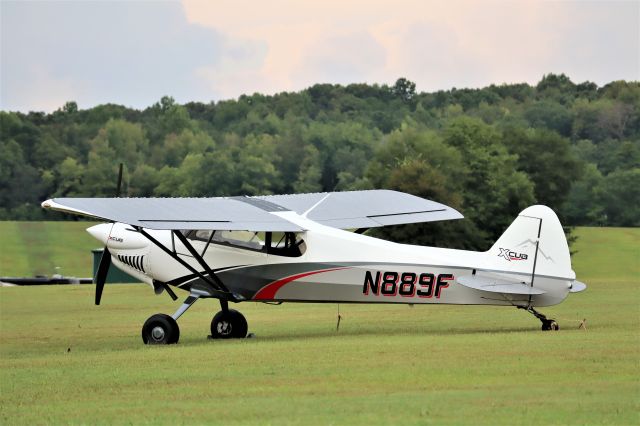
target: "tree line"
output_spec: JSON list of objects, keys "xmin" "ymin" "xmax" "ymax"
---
[{"xmin": 1, "ymin": 74, "xmax": 638, "ymax": 249}]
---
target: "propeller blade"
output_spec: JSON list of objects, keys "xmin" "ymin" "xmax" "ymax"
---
[
  {"xmin": 95, "ymin": 247, "xmax": 111, "ymax": 305},
  {"xmin": 94, "ymin": 165, "xmax": 122, "ymax": 306}
]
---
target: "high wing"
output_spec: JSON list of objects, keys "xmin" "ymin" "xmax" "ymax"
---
[
  {"xmin": 42, "ymin": 197, "xmax": 302, "ymax": 231},
  {"xmin": 258, "ymin": 190, "xmax": 462, "ymax": 228},
  {"xmin": 41, "ymin": 189, "xmax": 463, "ymax": 231}
]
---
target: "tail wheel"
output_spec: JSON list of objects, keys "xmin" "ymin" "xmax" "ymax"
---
[
  {"xmin": 142, "ymin": 314, "xmax": 180, "ymax": 344},
  {"xmin": 541, "ymin": 320, "xmax": 560, "ymax": 331},
  {"xmin": 211, "ymin": 309, "xmax": 248, "ymax": 339}
]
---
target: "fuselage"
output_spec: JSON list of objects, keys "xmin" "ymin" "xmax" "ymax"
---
[{"xmin": 88, "ymin": 210, "xmax": 573, "ymax": 308}]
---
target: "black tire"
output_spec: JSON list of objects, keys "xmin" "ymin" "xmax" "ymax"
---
[
  {"xmin": 541, "ymin": 320, "xmax": 560, "ymax": 331},
  {"xmin": 210, "ymin": 309, "xmax": 248, "ymax": 339},
  {"xmin": 142, "ymin": 314, "xmax": 180, "ymax": 344}
]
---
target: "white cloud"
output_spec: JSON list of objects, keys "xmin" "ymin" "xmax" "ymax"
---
[
  {"xmin": 1, "ymin": 0, "xmax": 638, "ymax": 111},
  {"xmin": 6, "ymin": 65, "xmax": 81, "ymax": 113},
  {"xmin": 293, "ymin": 31, "xmax": 388, "ymax": 87},
  {"xmin": 1, "ymin": 0, "xmax": 230, "ymax": 111},
  {"xmin": 183, "ymin": 0, "xmax": 639, "ymax": 96}
]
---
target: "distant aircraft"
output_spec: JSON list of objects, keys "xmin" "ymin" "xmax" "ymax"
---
[{"xmin": 42, "ymin": 190, "xmax": 586, "ymax": 344}]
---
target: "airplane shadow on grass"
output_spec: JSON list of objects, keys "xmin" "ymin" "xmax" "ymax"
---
[{"xmin": 176, "ymin": 325, "xmax": 541, "ymax": 346}]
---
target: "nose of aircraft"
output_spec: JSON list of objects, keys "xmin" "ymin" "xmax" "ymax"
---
[{"xmin": 86, "ymin": 223, "xmax": 111, "ymax": 245}]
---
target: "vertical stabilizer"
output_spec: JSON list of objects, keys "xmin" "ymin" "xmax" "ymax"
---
[{"xmin": 487, "ymin": 205, "xmax": 574, "ymax": 280}]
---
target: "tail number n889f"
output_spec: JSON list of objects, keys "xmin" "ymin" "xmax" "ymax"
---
[{"xmin": 363, "ymin": 271, "xmax": 453, "ymax": 298}]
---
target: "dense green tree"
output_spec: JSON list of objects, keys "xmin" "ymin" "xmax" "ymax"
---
[
  {"xmin": 32, "ymin": 133, "xmax": 73, "ymax": 169},
  {"xmin": 0, "ymin": 139, "xmax": 44, "ymax": 206},
  {"xmin": 536, "ymin": 73, "xmax": 576, "ymax": 105},
  {"xmin": 151, "ymin": 129, "xmax": 215, "ymax": 168},
  {"xmin": 442, "ymin": 117, "xmax": 535, "ymax": 243},
  {"xmin": 366, "ymin": 126, "xmax": 472, "ymax": 247},
  {"xmin": 563, "ymin": 163, "xmax": 605, "ymax": 225},
  {"xmin": 83, "ymin": 134, "xmax": 120, "ymax": 196},
  {"xmin": 153, "ymin": 165, "xmax": 183, "ymax": 197},
  {"xmin": 391, "ymin": 78, "xmax": 417, "ymax": 102},
  {"xmin": 293, "ymin": 145, "xmax": 323, "ymax": 193},
  {"xmin": 92, "ymin": 119, "xmax": 148, "ymax": 168},
  {"xmin": 54, "ymin": 157, "xmax": 86, "ymax": 197},
  {"xmin": 474, "ymin": 101, "xmax": 507, "ymax": 124},
  {"xmin": 600, "ymin": 168, "xmax": 640, "ymax": 226},
  {"xmin": 502, "ymin": 128, "xmax": 582, "ymax": 210},
  {"xmin": 232, "ymin": 133, "xmax": 282, "ymax": 195},
  {"xmin": 129, "ymin": 164, "xmax": 159, "ymax": 197},
  {"xmin": 304, "ymin": 121, "xmax": 378, "ymax": 191},
  {"xmin": 524, "ymin": 100, "xmax": 572, "ymax": 136},
  {"xmin": 597, "ymin": 139, "xmax": 640, "ymax": 174},
  {"xmin": 0, "ymin": 75, "xmax": 637, "ymax": 232},
  {"xmin": 274, "ymin": 122, "xmax": 308, "ymax": 192}
]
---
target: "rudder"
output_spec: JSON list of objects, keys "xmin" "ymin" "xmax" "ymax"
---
[{"xmin": 487, "ymin": 205, "xmax": 574, "ymax": 280}]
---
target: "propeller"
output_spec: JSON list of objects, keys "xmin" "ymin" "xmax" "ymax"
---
[
  {"xmin": 95, "ymin": 247, "xmax": 111, "ymax": 305},
  {"xmin": 94, "ymin": 163, "xmax": 123, "ymax": 305}
]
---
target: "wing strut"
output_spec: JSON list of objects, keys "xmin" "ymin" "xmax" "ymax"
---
[
  {"xmin": 172, "ymin": 230, "xmax": 230, "ymax": 293},
  {"xmin": 135, "ymin": 227, "xmax": 241, "ymax": 302}
]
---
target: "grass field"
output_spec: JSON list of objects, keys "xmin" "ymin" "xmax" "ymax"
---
[
  {"xmin": 0, "ymin": 225, "xmax": 638, "ymax": 424},
  {"xmin": 0, "ymin": 221, "xmax": 99, "ymax": 277}
]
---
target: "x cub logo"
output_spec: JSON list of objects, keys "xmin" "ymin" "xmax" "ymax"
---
[
  {"xmin": 498, "ymin": 248, "xmax": 511, "ymax": 260},
  {"xmin": 498, "ymin": 248, "xmax": 528, "ymax": 262}
]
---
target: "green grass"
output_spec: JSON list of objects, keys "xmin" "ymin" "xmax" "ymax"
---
[
  {"xmin": 0, "ymin": 221, "xmax": 99, "ymax": 277},
  {"xmin": 571, "ymin": 227, "xmax": 640, "ymax": 281},
  {"xmin": 0, "ymin": 226, "xmax": 638, "ymax": 425}
]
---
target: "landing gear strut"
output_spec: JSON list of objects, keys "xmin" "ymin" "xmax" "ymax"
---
[
  {"xmin": 518, "ymin": 306, "xmax": 559, "ymax": 331},
  {"xmin": 136, "ymin": 226, "xmax": 248, "ymax": 345},
  {"xmin": 141, "ymin": 290, "xmax": 248, "ymax": 344}
]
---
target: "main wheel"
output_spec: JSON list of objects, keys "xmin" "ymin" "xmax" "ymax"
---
[
  {"xmin": 210, "ymin": 309, "xmax": 248, "ymax": 339},
  {"xmin": 142, "ymin": 314, "xmax": 180, "ymax": 344}
]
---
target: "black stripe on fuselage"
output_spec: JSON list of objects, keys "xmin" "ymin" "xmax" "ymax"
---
[{"xmin": 166, "ymin": 265, "xmax": 248, "ymax": 286}]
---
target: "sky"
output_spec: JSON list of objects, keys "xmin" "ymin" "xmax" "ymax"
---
[{"xmin": 1, "ymin": 0, "xmax": 638, "ymax": 112}]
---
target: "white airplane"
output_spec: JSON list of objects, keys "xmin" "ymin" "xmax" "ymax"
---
[{"xmin": 42, "ymin": 190, "xmax": 586, "ymax": 344}]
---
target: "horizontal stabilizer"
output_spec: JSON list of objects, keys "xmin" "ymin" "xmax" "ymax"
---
[
  {"xmin": 457, "ymin": 275, "xmax": 546, "ymax": 295},
  {"xmin": 569, "ymin": 280, "xmax": 587, "ymax": 293}
]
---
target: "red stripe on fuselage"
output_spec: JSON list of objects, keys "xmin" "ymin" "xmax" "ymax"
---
[{"xmin": 253, "ymin": 267, "xmax": 349, "ymax": 300}]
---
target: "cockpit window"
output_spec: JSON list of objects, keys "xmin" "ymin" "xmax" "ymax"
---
[
  {"xmin": 191, "ymin": 230, "xmax": 213, "ymax": 241},
  {"xmin": 214, "ymin": 230, "xmax": 264, "ymax": 250},
  {"xmin": 186, "ymin": 230, "xmax": 305, "ymax": 257},
  {"xmin": 269, "ymin": 232, "xmax": 306, "ymax": 257}
]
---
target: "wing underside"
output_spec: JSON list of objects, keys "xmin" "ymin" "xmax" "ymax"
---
[{"xmin": 42, "ymin": 190, "xmax": 463, "ymax": 231}]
